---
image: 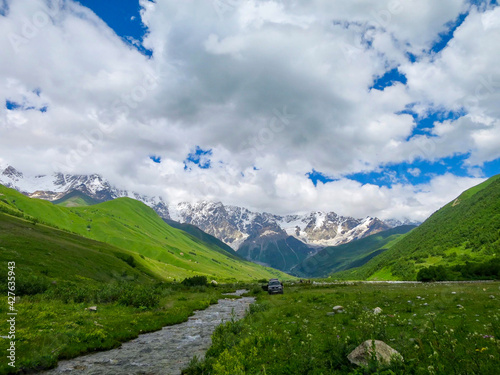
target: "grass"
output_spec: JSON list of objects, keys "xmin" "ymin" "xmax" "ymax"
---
[{"xmin": 184, "ymin": 282, "xmax": 500, "ymax": 375}]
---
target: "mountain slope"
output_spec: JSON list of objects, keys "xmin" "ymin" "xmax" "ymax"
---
[
  {"xmin": 0, "ymin": 184, "xmax": 290, "ymax": 281},
  {"xmin": 0, "ymin": 212, "xmax": 165, "ymax": 285},
  {"xmin": 291, "ymin": 225, "xmax": 416, "ymax": 277},
  {"xmin": 238, "ymin": 232, "xmax": 316, "ymax": 272},
  {"xmin": 163, "ymin": 219, "xmax": 241, "ymax": 260},
  {"xmin": 52, "ymin": 190, "xmax": 100, "ymax": 207},
  {"xmin": 332, "ymin": 175, "xmax": 500, "ymax": 281}
]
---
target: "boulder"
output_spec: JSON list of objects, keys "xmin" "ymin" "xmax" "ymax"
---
[
  {"xmin": 348, "ymin": 340, "xmax": 403, "ymax": 367},
  {"xmin": 333, "ymin": 305, "xmax": 344, "ymax": 313},
  {"xmin": 87, "ymin": 306, "xmax": 98, "ymax": 312},
  {"xmin": 373, "ymin": 307, "xmax": 383, "ymax": 315},
  {"xmin": 210, "ymin": 280, "xmax": 218, "ymax": 286}
]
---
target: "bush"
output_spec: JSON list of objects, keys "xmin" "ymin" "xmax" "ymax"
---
[
  {"xmin": 16, "ymin": 274, "xmax": 50, "ymax": 296},
  {"xmin": 119, "ymin": 285, "xmax": 160, "ymax": 309},
  {"xmin": 181, "ymin": 276, "xmax": 208, "ymax": 287}
]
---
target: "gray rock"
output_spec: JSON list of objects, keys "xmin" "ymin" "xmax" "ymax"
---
[
  {"xmin": 87, "ymin": 306, "xmax": 97, "ymax": 312},
  {"xmin": 348, "ymin": 340, "xmax": 403, "ymax": 367},
  {"xmin": 326, "ymin": 312, "xmax": 336, "ymax": 316},
  {"xmin": 489, "ymin": 295, "xmax": 495, "ymax": 299},
  {"xmin": 373, "ymin": 307, "xmax": 382, "ymax": 315},
  {"xmin": 333, "ymin": 305, "xmax": 344, "ymax": 313}
]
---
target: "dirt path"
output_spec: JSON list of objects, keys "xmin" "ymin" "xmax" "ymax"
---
[{"xmin": 42, "ymin": 290, "xmax": 255, "ymax": 375}]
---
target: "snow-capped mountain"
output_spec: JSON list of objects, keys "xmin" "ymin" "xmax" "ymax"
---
[
  {"xmin": 0, "ymin": 166, "xmax": 169, "ymax": 219},
  {"xmin": 0, "ymin": 165, "xmax": 396, "ymax": 254},
  {"xmin": 168, "ymin": 201, "xmax": 391, "ymax": 250}
]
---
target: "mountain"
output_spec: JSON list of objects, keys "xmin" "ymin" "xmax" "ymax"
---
[
  {"xmin": 291, "ymin": 225, "xmax": 416, "ymax": 278},
  {"xmin": 238, "ymin": 232, "xmax": 316, "ymax": 272},
  {"xmin": 332, "ymin": 175, "xmax": 500, "ymax": 281},
  {"xmin": 168, "ymin": 201, "xmax": 393, "ymax": 271},
  {"xmin": 169, "ymin": 201, "xmax": 392, "ymax": 249},
  {"xmin": 0, "ymin": 183, "xmax": 290, "ymax": 282},
  {"xmin": 0, "ymin": 166, "xmax": 170, "ymax": 219}
]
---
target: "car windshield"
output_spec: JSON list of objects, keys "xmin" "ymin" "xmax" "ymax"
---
[{"xmin": 269, "ymin": 281, "xmax": 281, "ymax": 285}]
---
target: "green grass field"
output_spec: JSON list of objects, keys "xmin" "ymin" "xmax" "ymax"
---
[{"xmin": 184, "ymin": 282, "xmax": 500, "ymax": 375}]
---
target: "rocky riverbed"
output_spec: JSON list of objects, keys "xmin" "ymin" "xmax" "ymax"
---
[{"xmin": 42, "ymin": 290, "xmax": 255, "ymax": 375}]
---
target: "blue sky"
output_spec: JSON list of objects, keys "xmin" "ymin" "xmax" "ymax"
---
[
  {"xmin": 1, "ymin": 0, "xmax": 499, "ymax": 220},
  {"xmin": 78, "ymin": 0, "xmax": 152, "ymax": 55}
]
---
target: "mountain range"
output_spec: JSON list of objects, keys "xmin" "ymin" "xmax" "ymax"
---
[{"xmin": 0, "ymin": 165, "xmax": 417, "ymax": 271}]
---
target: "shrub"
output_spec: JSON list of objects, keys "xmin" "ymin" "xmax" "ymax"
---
[
  {"xmin": 115, "ymin": 253, "xmax": 136, "ymax": 268},
  {"xmin": 181, "ymin": 276, "xmax": 208, "ymax": 287},
  {"xmin": 119, "ymin": 285, "xmax": 159, "ymax": 309},
  {"xmin": 16, "ymin": 274, "xmax": 50, "ymax": 296}
]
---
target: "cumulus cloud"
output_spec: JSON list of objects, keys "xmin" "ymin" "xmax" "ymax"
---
[{"xmin": 0, "ymin": 0, "xmax": 498, "ymax": 221}]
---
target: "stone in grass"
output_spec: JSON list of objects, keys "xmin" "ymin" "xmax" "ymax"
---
[
  {"xmin": 348, "ymin": 340, "xmax": 403, "ymax": 367},
  {"xmin": 373, "ymin": 307, "xmax": 383, "ymax": 315},
  {"xmin": 489, "ymin": 295, "xmax": 495, "ymax": 299},
  {"xmin": 333, "ymin": 305, "xmax": 344, "ymax": 313},
  {"xmin": 326, "ymin": 312, "xmax": 336, "ymax": 316},
  {"xmin": 86, "ymin": 306, "xmax": 98, "ymax": 312}
]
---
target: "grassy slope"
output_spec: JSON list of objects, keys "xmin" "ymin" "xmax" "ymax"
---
[
  {"xmin": 52, "ymin": 190, "xmax": 100, "ymax": 207},
  {"xmin": 291, "ymin": 225, "xmax": 416, "ymax": 278},
  {"xmin": 0, "ymin": 184, "xmax": 290, "ymax": 282},
  {"xmin": 333, "ymin": 175, "xmax": 500, "ymax": 281},
  {"xmin": 164, "ymin": 219, "xmax": 241, "ymax": 260},
  {"xmin": 0, "ymin": 212, "xmax": 178, "ymax": 284}
]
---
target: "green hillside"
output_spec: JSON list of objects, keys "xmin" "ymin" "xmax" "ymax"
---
[
  {"xmin": 52, "ymin": 190, "xmax": 100, "ymax": 207},
  {"xmin": 291, "ymin": 225, "xmax": 416, "ymax": 278},
  {"xmin": 0, "ymin": 212, "xmax": 161, "ymax": 286},
  {"xmin": 332, "ymin": 175, "xmax": 500, "ymax": 280},
  {"xmin": 164, "ymin": 219, "xmax": 241, "ymax": 260},
  {"xmin": 0, "ymin": 184, "xmax": 290, "ymax": 282}
]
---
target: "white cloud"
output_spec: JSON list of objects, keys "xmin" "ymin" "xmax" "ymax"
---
[{"xmin": 0, "ymin": 0, "xmax": 497, "ymax": 222}]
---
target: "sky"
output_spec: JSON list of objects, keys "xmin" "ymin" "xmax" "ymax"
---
[{"xmin": 1, "ymin": 0, "xmax": 499, "ymax": 222}]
